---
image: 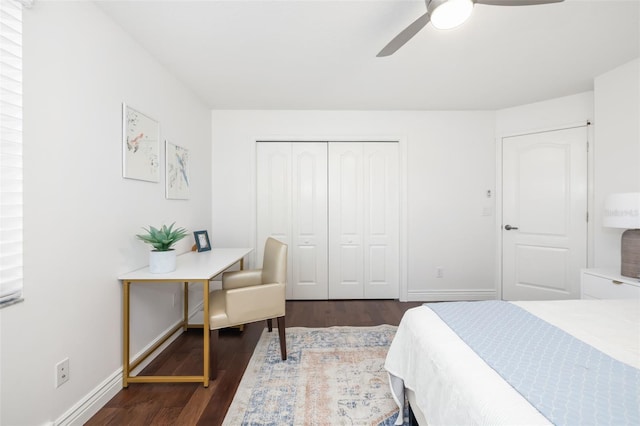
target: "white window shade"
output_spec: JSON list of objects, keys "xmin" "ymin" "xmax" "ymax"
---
[{"xmin": 0, "ymin": 0, "xmax": 23, "ymax": 306}]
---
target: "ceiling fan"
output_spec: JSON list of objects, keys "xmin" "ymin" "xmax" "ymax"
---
[{"xmin": 377, "ymin": 0, "xmax": 565, "ymax": 57}]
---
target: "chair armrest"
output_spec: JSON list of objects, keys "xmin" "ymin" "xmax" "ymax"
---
[
  {"xmin": 222, "ymin": 269, "xmax": 263, "ymax": 290},
  {"xmin": 226, "ymin": 283, "xmax": 285, "ymax": 325}
]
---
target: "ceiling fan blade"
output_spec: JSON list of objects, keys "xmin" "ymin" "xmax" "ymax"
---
[
  {"xmin": 377, "ymin": 12, "xmax": 430, "ymax": 57},
  {"xmin": 475, "ymin": 0, "xmax": 564, "ymax": 5}
]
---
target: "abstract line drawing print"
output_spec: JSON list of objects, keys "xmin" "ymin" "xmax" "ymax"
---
[
  {"xmin": 166, "ymin": 141, "xmax": 189, "ymax": 200},
  {"xmin": 122, "ymin": 104, "xmax": 159, "ymax": 182}
]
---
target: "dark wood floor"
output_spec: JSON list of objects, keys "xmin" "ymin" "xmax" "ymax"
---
[{"xmin": 87, "ymin": 300, "xmax": 422, "ymax": 426}]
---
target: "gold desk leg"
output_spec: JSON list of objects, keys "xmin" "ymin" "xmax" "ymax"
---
[
  {"xmin": 240, "ymin": 258, "xmax": 244, "ymax": 270},
  {"xmin": 203, "ymin": 279, "xmax": 210, "ymax": 387},
  {"xmin": 183, "ymin": 282, "xmax": 189, "ymax": 331},
  {"xmin": 123, "ymin": 281, "xmax": 130, "ymax": 388}
]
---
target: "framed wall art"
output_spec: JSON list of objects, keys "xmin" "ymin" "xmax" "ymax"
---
[
  {"xmin": 165, "ymin": 140, "xmax": 190, "ymax": 200},
  {"xmin": 122, "ymin": 103, "xmax": 159, "ymax": 182}
]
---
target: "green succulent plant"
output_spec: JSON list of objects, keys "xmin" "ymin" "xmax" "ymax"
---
[{"xmin": 136, "ymin": 222, "xmax": 188, "ymax": 251}]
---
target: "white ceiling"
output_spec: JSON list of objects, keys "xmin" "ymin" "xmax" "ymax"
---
[{"xmin": 96, "ymin": 0, "xmax": 640, "ymax": 110}]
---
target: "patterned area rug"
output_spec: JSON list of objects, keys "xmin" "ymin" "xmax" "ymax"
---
[{"xmin": 223, "ymin": 325, "xmax": 407, "ymax": 426}]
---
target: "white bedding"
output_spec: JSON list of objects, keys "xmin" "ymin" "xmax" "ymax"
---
[{"xmin": 384, "ymin": 299, "xmax": 640, "ymax": 426}]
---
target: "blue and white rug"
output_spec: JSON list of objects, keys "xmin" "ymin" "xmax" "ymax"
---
[{"xmin": 223, "ymin": 325, "xmax": 406, "ymax": 426}]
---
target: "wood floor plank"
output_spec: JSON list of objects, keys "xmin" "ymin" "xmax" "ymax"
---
[
  {"xmin": 174, "ymin": 379, "xmax": 219, "ymax": 424},
  {"xmin": 86, "ymin": 300, "xmax": 421, "ymax": 425},
  {"xmin": 151, "ymin": 406, "xmax": 183, "ymax": 425},
  {"xmin": 84, "ymin": 407, "xmax": 120, "ymax": 425}
]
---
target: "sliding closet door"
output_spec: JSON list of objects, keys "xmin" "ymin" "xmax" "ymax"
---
[
  {"xmin": 329, "ymin": 142, "xmax": 399, "ymax": 299},
  {"xmin": 256, "ymin": 142, "xmax": 328, "ymax": 300}
]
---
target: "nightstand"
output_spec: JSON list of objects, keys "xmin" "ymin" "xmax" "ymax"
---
[{"xmin": 580, "ymin": 268, "xmax": 640, "ymax": 299}]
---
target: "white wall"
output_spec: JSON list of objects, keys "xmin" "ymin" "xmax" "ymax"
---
[
  {"xmin": 211, "ymin": 110, "xmax": 497, "ymax": 301},
  {"xmin": 0, "ymin": 2, "xmax": 212, "ymax": 425},
  {"xmin": 496, "ymin": 92, "xmax": 594, "ymax": 137},
  {"xmin": 593, "ymin": 58, "xmax": 640, "ymax": 268}
]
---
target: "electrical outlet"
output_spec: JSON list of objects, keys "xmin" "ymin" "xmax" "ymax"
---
[
  {"xmin": 436, "ymin": 267, "xmax": 444, "ymax": 278},
  {"xmin": 56, "ymin": 358, "xmax": 70, "ymax": 388}
]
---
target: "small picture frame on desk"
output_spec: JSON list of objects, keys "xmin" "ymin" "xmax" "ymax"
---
[{"xmin": 194, "ymin": 230, "xmax": 211, "ymax": 252}]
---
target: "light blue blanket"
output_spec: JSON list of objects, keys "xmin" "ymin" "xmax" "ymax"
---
[{"xmin": 426, "ymin": 300, "xmax": 640, "ymax": 426}]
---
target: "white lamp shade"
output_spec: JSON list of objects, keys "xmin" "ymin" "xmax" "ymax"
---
[{"xmin": 603, "ymin": 192, "xmax": 640, "ymax": 229}]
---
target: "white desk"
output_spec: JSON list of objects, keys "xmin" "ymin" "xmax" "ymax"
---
[{"xmin": 118, "ymin": 248, "xmax": 253, "ymax": 388}]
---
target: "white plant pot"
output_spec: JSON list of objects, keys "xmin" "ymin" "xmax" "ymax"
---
[{"xmin": 149, "ymin": 249, "xmax": 177, "ymax": 274}]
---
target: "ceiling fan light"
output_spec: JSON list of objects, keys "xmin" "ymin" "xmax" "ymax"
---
[{"xmin": 430, "ymin": 0, "xmax": 474, "ymax": 30}]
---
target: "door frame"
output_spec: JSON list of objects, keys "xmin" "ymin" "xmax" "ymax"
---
[
  {"xmin": 495, "ymin": 121, "xmax": 594, "ymax": 300},
  {"xmin": 250, "ymin": 136, "xmax": 409, "ymax": 301}
]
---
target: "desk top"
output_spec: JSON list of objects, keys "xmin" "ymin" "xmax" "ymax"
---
[{"xmin": 118, "ymin": 248, "xmax": 253, "ymax": 282}]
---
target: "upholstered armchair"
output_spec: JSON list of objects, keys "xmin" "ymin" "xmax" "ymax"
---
[{"xmin": 208, "ymin": 237, "xmax": 288, "ymax": 379}]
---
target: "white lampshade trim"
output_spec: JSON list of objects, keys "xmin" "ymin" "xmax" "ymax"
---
[{"xmin": 603, "ymin": 193, "xmax": 640, "ymax": 229}]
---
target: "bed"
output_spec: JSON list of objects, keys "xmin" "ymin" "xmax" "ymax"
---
[{"xmin": 385, "ymin": 299, "xmax": 640, "ymax": 425}]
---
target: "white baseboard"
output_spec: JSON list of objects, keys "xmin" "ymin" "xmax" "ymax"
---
[
  {"xmin": 406, "ymin": 289, "xmax": 497, "ymax": 302},
  {"xmin": 54, "ymin": 369, "xmax": 123, "ymax": 426},
  {"xmin": 54, "ymin": 304, "xmax": 206, "ymax": 426}
]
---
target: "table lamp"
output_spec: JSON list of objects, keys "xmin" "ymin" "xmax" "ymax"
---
[{"xmin": 603, "ymin": 192, "xmax": 640, "ymax": 279}]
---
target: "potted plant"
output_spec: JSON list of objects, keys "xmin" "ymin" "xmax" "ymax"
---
[{"xmin": 136, "ymin": 222, "xmax": 188, "ymax": 273}]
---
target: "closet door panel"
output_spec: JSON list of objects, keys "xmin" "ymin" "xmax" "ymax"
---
[
  {"xmin": 328, "ymin": 143, "xmax": 364, "ymax": 299},
  {"xmin": 256, "ymin": 143, "xmax": 294, "ymax": 298},
  {"xmin": 291, "ymin": 143, "xmax": 328, "ymax": 299},
  {"xmin": 364, "ymin": 143, "xmax": 399, "ymax": 299},
  {"xmin": 258, "ymin": 141, "xmax": 399, "ymax": 301}
]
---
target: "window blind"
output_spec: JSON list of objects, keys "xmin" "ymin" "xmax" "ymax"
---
[{"xmin": 0, "ymin": 0, "xmax": 23, "ymax": 306}]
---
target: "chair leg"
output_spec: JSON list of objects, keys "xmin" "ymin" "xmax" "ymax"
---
[
  {"xmin": 267, "ymin": 318, "xmax": 273, "ymax": 332},
  {"xmin": 210, "ymin": 329, "xmax": 218, "ymax": 380},
  {"xmin": 277, "ymin": 316, "xmax": 286, "ymax": 360}
]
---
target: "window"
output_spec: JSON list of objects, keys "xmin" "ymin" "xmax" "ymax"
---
[{"xmin": 0, "ymin": 0, "xmax": 24, "ymax": 307}]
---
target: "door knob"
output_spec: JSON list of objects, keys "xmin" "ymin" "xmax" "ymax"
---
[{"xmin": 504, "ymin": 224, "xmax": 519, "ymax": 231}]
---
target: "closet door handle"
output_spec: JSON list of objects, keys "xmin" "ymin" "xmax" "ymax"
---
[{"xmin": 504, "ymin": 224, "xmax": 519, "ymax": 231}]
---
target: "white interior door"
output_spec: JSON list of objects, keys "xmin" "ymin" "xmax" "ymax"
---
[
  {"xmin": 256, "ymin": 143, "xmax": 293, "ymax": 296},
  {"xmin": 502, "ymin": 126, "xmax": 588, "ymax": 300},
  {"xmin": 258, "ymin": 141, "xmax": 399, "ymax": 300},
  {"xmin": 291, "ymin": 143, "xmax": 328, "ymax": 299},
  {"xmin": 363, "ymin": 143, "xmax": 399, "ymax": 298},
  {"xmin": 328, "ymin": 142, "xmax": 399, "ymax": 299},
  {"xmin": 328, "ymin": 143, "xmax": 364, "ymax": 298},
  {"xmin": 257, "ymin": 142, "xmax": 328, "ymax": 300}
]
